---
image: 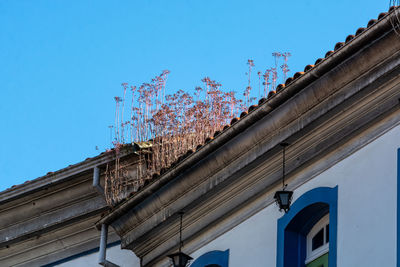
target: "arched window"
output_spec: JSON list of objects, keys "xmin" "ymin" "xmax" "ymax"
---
[
  {"xmin": 190, "ymin": 250, "xmax": 229, "ymax": 267},
  {"xmin": 276, "ymin": 186, "xmax": 337, "ymax": 267},
  {"xmin": 305, "ymin": 214, "xmax": 329, "ymax": 266}
]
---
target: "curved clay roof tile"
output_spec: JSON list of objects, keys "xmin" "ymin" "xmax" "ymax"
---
[
  {"xmin": 285, "ymin": 77, "xmax": 293, "ymax": 86},
  {"xmin": 345, "ymin": 34, "xmax": 355, "ymax": 43},
  {"xmin": 178, "ymin": 155, "xmax": 186, "ymax": 162},
  {"xmin": 334, "ymin": 42, "xmax": 344, "ymax": 51},
  {"xmin": 240, "ymin": 111, "xmax": 248, "ymax": 118},
  {"xmin": 367, "ymin": 19, "xmax": 377, "ymax": 27},
  {"xmin": 276, "ymin": 84, "xmax": 285, "ymax": 92},
  {"xmin": 315, "ymin": 58, "xmax": 323, "ymax": 65},
  {"xmin": 213, "ymin": 130, "xmax": 221, "ymax": 137},
  {"xmin": 248, "ymin": 104, "xmax": 258, "ymax": 112},
  {"xmin": 268, "ymin": 90, "xmax": 276, "ymax": 98},
  {"xmin": 185, "ymin": 149, "xmax": 194, "ymax": 156},
  {"xmin": 230, "ymin": 117, "xmax": 240, "ymax": 124},
  {"xmin": 223, "ymin": 124, "xmax": 230, "ymax": 130},
  {"xmin": 355, "ymin": 27, "xmax": 365, "ymax": 36},
  {"xmin": 389, "ymin": 6, "xmax": 397, "ymax": 12},
  {"xmin": 294, "ymin": 71, "xmax": 304, "ymax": 79},
  {"xmin": 258, "ymin": 98, "xmax": 267, "ymax": 105},
  {"xmin": 160, "ymin": 167, "xmax": 166, "ymax": 174},
  {"xmin": 205, "ymin": 136, "xmax": 214, "ymax": 143},
  {"xmin": 304, "ymin": 64, "xmax": 314, "ymax": 72},
  {"xmin": 325, "ymin": 50, "xmax": 334, "ymax": 58},
  {"xmin": 378, "ymin": 12, "xmax": 387, "ymax": 20}
]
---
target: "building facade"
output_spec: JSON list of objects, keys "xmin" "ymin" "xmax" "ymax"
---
[{"xmin": 1, "ymin": 6, "xmax": 400, "ymax": 267}]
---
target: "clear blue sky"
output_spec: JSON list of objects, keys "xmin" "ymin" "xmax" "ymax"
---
[{"xmin": 0, "ymin": 0, "xmax": 390, "ymax": 191}]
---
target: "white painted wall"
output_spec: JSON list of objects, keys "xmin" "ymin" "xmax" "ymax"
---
[
  {"xmin": 54, "ymin": 124, "xmax": 399, "ymax": 267},
  {"xmin": 190, "ymin": 124, "xmax": 400, "ymax": 267},
  {"xmin": 53, "ymin": 242, "xmax": 140, "ymax": 267}
]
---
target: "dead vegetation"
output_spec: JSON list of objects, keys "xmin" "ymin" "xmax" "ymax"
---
[{"xmin": 105, "ymin": 53, "xmax": 291, "ymax": 205}]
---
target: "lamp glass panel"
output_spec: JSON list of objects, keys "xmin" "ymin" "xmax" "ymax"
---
[{"xmin": 280, "ymin": 192, "xmax": 289, "ymax": 205}]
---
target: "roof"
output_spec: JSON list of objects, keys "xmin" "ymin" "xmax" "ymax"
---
[
  {"xmin": 1, "ymin": 5, "xmax": 399, "ymax": 208},
  {"xmin": 0, "ymin": 144, "xmax": 135, "ymax": 204},
  {"xmin": 97, "ymin": 5, "xmax": 400, "ymax": 223}
]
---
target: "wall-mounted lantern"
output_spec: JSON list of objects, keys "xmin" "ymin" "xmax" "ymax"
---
[
  {"xmin": 274, "ymin": 142, "xmax": 293, "ymax": 213},
  {"xmin": 168, "ymin": 212, "xmax": 193, "ymax": 267}
]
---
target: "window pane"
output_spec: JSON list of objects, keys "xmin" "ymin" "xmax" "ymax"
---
[
  {"xmin": 312, "ymin": 228, "xmax": 324, "ymax": 251},
  {"xmin": 326, "ymin": 224, "xmax": 329, "ymax": 243}
]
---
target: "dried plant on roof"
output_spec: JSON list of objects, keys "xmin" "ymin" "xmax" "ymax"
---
[
  {"xmin": 105, "ymin": 53, "xmax": 291, "ymax": 205},
  {"xmin": 281, "ymin": 52, "xmax": 291, "ymax": 82}
]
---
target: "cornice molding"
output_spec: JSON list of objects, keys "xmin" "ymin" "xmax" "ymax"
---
[{"xmin": 104, "ymin": 13, "xmax": 400, "ymax": 266}]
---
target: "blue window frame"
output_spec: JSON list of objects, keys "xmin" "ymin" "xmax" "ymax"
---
[
  {"xmin": 397, "ymin": 148, "xmax": 400, "ymax": 267},
  {"xmin": 190, "ymin": 249, "xmax": 229, "ymax": 267},
  {"xmin": 276, "ymin": 186, "xmax": 338, "ymax": 267}
]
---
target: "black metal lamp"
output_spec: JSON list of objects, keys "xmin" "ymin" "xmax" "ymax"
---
[
  {"xmin": 274, "ymin": 142, "xmax": 293, "ymax": 213},
  {"xmin": 168, "ymin": 212, "xmax": 193, "ymax": 267}
]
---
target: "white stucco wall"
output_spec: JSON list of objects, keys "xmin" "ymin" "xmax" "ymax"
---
[
  {"xmin": 190, "ymin": 124, "xmax": 399, "ymax": 267},
  {"xmin": 53, "ymin": 124, "xmax": 399, "ymax": 267},
  {"xmin": 53, "ymin": 242, "xmax": 140, "ymax": 267}
]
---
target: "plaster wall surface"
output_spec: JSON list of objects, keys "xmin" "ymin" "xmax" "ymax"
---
[
  {"xmin": 52, "ymin": 242, "xmax": 140, "ymax": 267},
  {"xmin": 189, "ymin": 123, "xmax": 399, "ymax": 267}
]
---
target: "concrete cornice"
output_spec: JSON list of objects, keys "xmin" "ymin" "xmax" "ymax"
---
[
  {"xmin": 0, "ymin": 146, "xmax": 139, "ymax": 266},
  {"xmin": 0, "ymin": 146, "xmax": 134, "ymax": 205}
]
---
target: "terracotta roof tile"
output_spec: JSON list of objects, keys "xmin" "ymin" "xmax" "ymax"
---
[
  {"xmin": 285, "ymin": 77, "xmax": 293, "ymax": 85},
  {"xmin": 204, "ymin": 136, "xmax": 214, "ymax": 143},
  {"xmin": 304, "ymin": 64, "xmax": 314, "ymax": 72},
  {"xmin": 294, "ymin": 71, "xmax": 305, "ymax": 79},
  {"xmin": 223, "ymin": 124, "xmax": 231, "ymax": 130},
  {"xmin": 355, "ymin": 27, "xmax": 365, "ymax": 36},
  {"xmin": 230, "ymin": 117, "xmax": 240, "ymax": 124},
  {"xmin": 345, "ymin": 34, "xmax": 355, "ymax": 43},
  {"xmin": 268, "ymin": 90, "xmax": 276, "ymax": 98},
  {"xmin": 258, "ymin": 98, "xmax": 267, "ymax": 105},
  {"xmin": 378, "ymin": 12, "xmax": 387, "ymax": 20},
  {"xmin": 325, "ymin": 50, "xmax": 334, "ymax": 58},
  {"xmin": 367, "ymin": 19, "xmax": 377, "ymax": 27},
  {"xmin": 334, "ymin": 42, "xmax": 344, "ymax": 51},
  {"xmin": 185, "ymin": 149, "xmax": 194, "ymax": 156},
  {"xmin": 248, "ymin": 105, "xmax": 258, "ymax": 112}
]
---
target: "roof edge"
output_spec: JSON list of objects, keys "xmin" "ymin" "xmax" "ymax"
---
[
  {"xmin": 0, "ymin": 146, "xmax": 135, "ymax": 204},
  {"xmin": 97, "ymin": 6, "xmax": 400, "ymax": 228}
]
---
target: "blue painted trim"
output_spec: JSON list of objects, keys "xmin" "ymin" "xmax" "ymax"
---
[
  {"xmin": 42, "ymin": 241, "xmax": 121, "ymax": 267},
  {"xmin": 397, "ymin": 148, "xmax": 400, "ymax": 267},
  {"xmin": 276, "ymin": 186, "xmax": 338, "ymax": 267},
  {"xmin": 190, "ymin": 249, "xmax": 229, "ymax": 267}
]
